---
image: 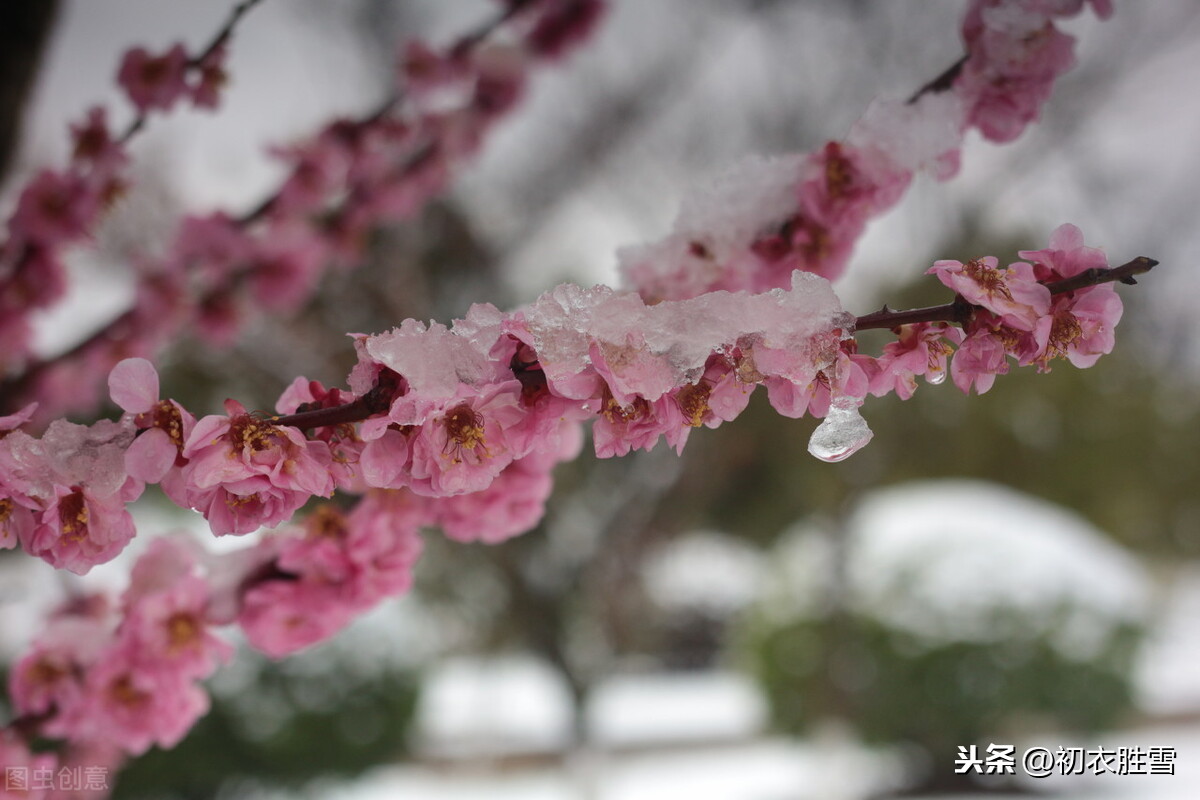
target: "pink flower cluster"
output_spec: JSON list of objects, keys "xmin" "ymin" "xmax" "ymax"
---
[
  {"xmin": 0, "ymin": 108, "xmax": 127, "ymax": 376},
  {"xmin": 957, "ymin": 0, "xmax": 1112, "ymax": 143},
  {"xmin": 7, "ymin": 538, "xmax": 229, "ymax": 757},
  {"xmin": 929, "ymin": 223, "xmax": 1122, "ymax": 393},
  {"xmin": 618, "ymin": 0, "xmax": 1111, "ymax": 305},
  {"xmin": 116, "ymin": 41, "xmax": 227, "ymax": 114},
  {"xmin": 2, "ymin": 220, "xmax": 1126, "ymax": 581},
  {"xmin": 238, "ymin": 491, "xmax": 424, "ymax": 657},
  {"xmin": 0, "ymin": 1, "xmax": 1135, "ymax": 791},
  {"xmin": 3, "ymin": 0, "xmax": 607, "ymax": 425}
]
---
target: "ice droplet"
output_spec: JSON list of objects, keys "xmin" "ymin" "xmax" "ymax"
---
[
  {"xmin": 807, "ymin": 400, "xmax": 874, "ymax": 462},
  {"xmin": 927, "ymin": 368, "xmax": 947, "ymax": 386}
]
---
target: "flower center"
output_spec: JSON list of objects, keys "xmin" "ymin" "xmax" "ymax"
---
[
  {"xmin": 229, "ymin": 414, "xmax": 277, "ymax": 452},
  {"xmin": 155, "ymin": 400, "xmax": 185, "ymax": 449},
  {"xmin": 1044, "ymin": 311, "xmax": 1083, "ymax": 362},
  {"xmin": 824, "ymin": 144, "xmax": 855, "ymax": 198},
  {"xmin": 964, "ymin": 258, "xmax": 1014, "ymax": 301},
  {"xmin": 444, "ymin": 403, "xmax": 485, "ymax": 451},
  {"xmin": 306, "ymin": 504, "xmax": 348, "ymax": 540},
  {"xmin": 675, "ymin": 381, "xmax": 712, "ymax": 428},
  {"xmin": 109, "ymin": 674, "xmax": 150, "ymax": 709},
  {"xmin": 167, "ymin": 612, "xmax": 201, "ymax": 651},
  {"xmin": 58, "ymin": 489, "xmax": 89, "ymax": 542}
]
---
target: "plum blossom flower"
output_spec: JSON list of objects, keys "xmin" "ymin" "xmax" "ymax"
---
[
  {"xmin": 182, "ymin": 400, "xmax": 334, "ymax": 535},
  {"xmin": 109, "ymin": 358, "xmax": 195, "ymax": 486},
  {"xmin": 671, "ymin": 355, "xmax": 756, "ymax": 430},
  {"xmin": 957, "ymin": 1, "xmax": 1080, "ymax": 143},
  {"xmin": 2, "ymin": 417, "xmax": 141, "ymax": 574},
  {"xmin": 239, "ymin": 490, "xmax": 426, "ymax": 658},
  {"xmin": 0, "ymin": 403, "xmax": 39, "ymax": 550},
  {"xmin": 191, "ymin": 44, "xmax": 228, "ymax": 109},
  {"xmin": 524, "ymin": 0, "xmax": 608, "ymax": 60},
  {"xmin": 1018, "ymin": 223, "xmax": 1122, "ymax": 369},
  {"xmin": 276, "ymin": 376, "xmax": 367, "ymax": 491},
  {"xmin": 121, "ymin": 538, "xmax": 232, "ymax": 679},
  {"xmin": 406, "ymin": 382, "xmax": 526, "ymax": 496},
  {"xmin": 928, "ymin": 256, "xmax": 1050, "ymax": 330},
  {"xmin": 237, "ymin": 579, "xmax": 353, "ymax": 659},
  {"xmin": 0, "ymin": 729, "xmax": 58, "ymax": 798},
  {"xmin": 23, "ymin": 483, "xmax": 139, "ymax": 574},
  {"xmin": 593, "ymin": 390, "xmax": 685, "ymax": 458},
  {"xmin": 70, "ymin": 106, "xmax": 127, "ymax": 174},
  {"xmin": 871, "ymin": 322, "xmax": 966, "ymax": 400},
  {"xmin": 951, "ymin": 326, "xmax": 1011, "ymax": 394},
  {"xmin": 435, "ymin": 448, "xmax": 558, "ymax": 544},
  {"xmin": 75, "ymin": 643, "xmax": 210, "ymax": 755},
  {"xmin": 9, "ymin": 614, "xmax": 111, "ymax": 723},
  {"xmin": 11, "ymin": 169, "xmax": 99, "ymax": 246},
  {"xmin": 117, "ymin": 43, "xmax": 191, "ymax": 113}
]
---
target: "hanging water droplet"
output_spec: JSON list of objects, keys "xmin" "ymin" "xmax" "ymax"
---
[
  {"xmin": 807, "ymin": 399, "xmax": 874, "ymax": 462},
  {"xmin": 927, "ymin": 368, "xmax": 946, "ymax": 385}
]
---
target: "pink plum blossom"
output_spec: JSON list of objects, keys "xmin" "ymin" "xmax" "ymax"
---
[
  {"xmin": 406, "ymin": 382, "xmax": 526, "ymax": 496},
  {"xmin": 70, "ymin": 106, "xmax": 127, "ymax": 174},
  {"xmin": 951, "ymin": 326, "xmax": 1011, "ymax": 394},
  {"xmin": 22, "ymin": 483, "xmax": 139, "ymax": 575},
  {"xmin": 957, "ymin": 1, "xmax": 1079, "ymax": 142},
  {"xmin": 182, "ymin": 399, "xmax": 334, "ymax": 535},
  {"xmin": 191, "ymin": 44, "xmax": 228, "ymax": 109},
  {"xmin": 109, "ymin": 358, "xmax": 195, "ymax": 487},
  {"xmin": 871, "ymin": 322, "xmax": 966, "ymax": 400},
  {"xmin": 1014, "ymin": 223, "xmax": 1124, "ymax": 370},
  {"xmin": 116, "ymin": 43, "xmax": 191, "ymax": 113},
  {"xmin": 11, "ymin": 170, "xmax": 99, "ymax": 246},
  {"xmin": 593, "ymin": 391, "xmax": 686, "ymax": 458},
  {"xmin": 436, "ymin": 448, "xmax": 558, "ymax": 544},
  {"xmin": 237, "ymin": 579, "xmax": 355, "ymax": 659},
  {"xmin": 75, "ymin": 644, "xmax": 210, "ymax": 755},
  {"xmin": 9, "ymin": 615, "xmax": 111, "ymax": 723},
  {"xmin": 0, "ymin": 729, "xmax": 58, "ymax": 799},
  {"xmin": 928, "ymin": 256, "xmax": 1050, "ymax": 330},
  {"xmin": 524, "ymin": 0, "xmax": 608, "ymax": 60},
  {"xmin": 121, "ymin": 538, "xmax": 232, "ymax": 679}
]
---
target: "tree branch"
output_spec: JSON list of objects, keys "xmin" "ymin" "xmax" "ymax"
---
[
  {"xmin": 117, "ymin": 0, "xmax": 265, "ymax": 144},
  {"xmin": 853, "ymin": 256, "xmax": 1158, "ymax": 331}
]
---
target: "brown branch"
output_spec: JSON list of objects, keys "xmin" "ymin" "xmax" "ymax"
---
[
  {"xmin": 907, "ymin": 54, "xmax": 968, "ymax": 105},
  {"xmin": 270, "ymin": 372, "xmax": 399, "ymax": 430},
  {"xmin": 264, "ymin": 257, "xmax": 1159, "ymax": 432},
  {"xmin": 194, "ymin": 0, "xmax": 264, "ymax": 65},
  {"xmin": 853, "ymin": 256, "xmax": 1158, "ymax": 332},
  {"xmin": 117, "ymin": 0, "xmax": 265, "ymax": 144}
]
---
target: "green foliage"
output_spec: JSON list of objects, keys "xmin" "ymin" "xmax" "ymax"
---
[
  {"xmin": 110, "ymin": 651, "xmax": 418, "ymax": 800},
  {"xmin": 749, "ymin": 609, "xmax": 1142, "ymax": 755}
]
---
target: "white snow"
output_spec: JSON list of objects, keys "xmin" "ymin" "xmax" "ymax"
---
[{"xmin": 772, "ymin": 479, "xmax": 1151, "ymax": 659}]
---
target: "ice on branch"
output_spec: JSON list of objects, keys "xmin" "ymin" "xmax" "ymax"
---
[
  {"xmin": 807, "ymin": 398, "xmax": 874, "ymax": 463},
  {"xmin": 518, "ymin": 271, "xmax": 848, "ymax": 401}
]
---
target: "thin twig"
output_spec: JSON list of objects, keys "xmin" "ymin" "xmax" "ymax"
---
[
  {"xmin": 117, "ymin": 0, "xmax": 265, "ymax": 144},
  {"xmin": 853, "ymin": 256, "xmax": 1158, "ymax": 331}
]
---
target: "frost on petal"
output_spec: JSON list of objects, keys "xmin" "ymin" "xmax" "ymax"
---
[
  {"xmin": 108, "ymin": 358, "xmax": 160, "ymax": 414},
  {"xmin": 365, "ymin": 318, "xmax": 492, "ymax": 398},
  {"xmin": 9, "ymin": 418, "xmax": 135, "ymax": 500},
  {"xmin": 617, "ymin": 155, "xmax": 807, "ymax": 301},
  {"xmin": 523, "ymin": 283, "xmax": 615, "ymax": 397},
  {"xmin": 847, "ymin": 92, "xmax": 966, "ymax": 176}
]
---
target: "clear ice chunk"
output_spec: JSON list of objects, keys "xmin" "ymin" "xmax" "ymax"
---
[{"xmin": 807, "ymin": 399, "xmax": 874, "ymax": 463}]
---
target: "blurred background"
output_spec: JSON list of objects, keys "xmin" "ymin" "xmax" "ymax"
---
[{"xmin": 3, "ymin": 1, "xmax": 1200, "ymax": 798}]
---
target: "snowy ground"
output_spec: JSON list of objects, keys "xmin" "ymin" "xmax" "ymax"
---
[{"xmin": 315, "ymin": 480, "xmax": 1200, "ymax": 800}]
